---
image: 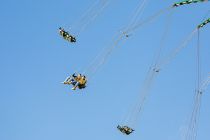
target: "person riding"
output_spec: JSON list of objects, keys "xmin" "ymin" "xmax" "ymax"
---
[
  {"xmin": 72, "ymin": 74, "xmax": 87, "ymax": 90},
  {"xmin": 63, "ymin": 73, "xmax": 77, "ymax": 85},
  {"xmin": 63, "ymin": 73, "xmax": 87, "ymax": 90},
  {"xmin": 117, "ymin": 125, "xmax": 134, "ymax": 135},
  {"xmin": 59, "ymin": 27, "xmax": 76, "ymax": 43}
]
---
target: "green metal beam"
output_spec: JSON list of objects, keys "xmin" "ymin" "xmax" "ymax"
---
[
  {"xmin": 197, "ymin": 18, "xmax": 210, "ymax": 29},
  {"xmin": 173, "ymin": 0, "xmax": 208, "ymax": 7}
]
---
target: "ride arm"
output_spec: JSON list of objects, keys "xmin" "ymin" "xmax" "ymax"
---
[
  {"xmin": 197, "ymin": 18, "xmax": 210, "ymax": 29},
  {"xmin": 172, "ymin": 0, "xmax": 208, "ymax": 7}
]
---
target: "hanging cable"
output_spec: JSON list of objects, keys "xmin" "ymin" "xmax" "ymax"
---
[
  {"xmin": 157, "ymin": 29, "xmax": 198, "ymax": 69},
  {"xmin": 121, "ymin": 9, "xmax": 174, "ymax": 128},
  {"xmin": 82, "ymin": 0, "xmax": 150, "ymax": 80},
  {"xmin": 63, "ymin": 0, "xmax": 110, "ymax": 37},
  {"xmin": 76, "ymin": 0, "xmax": 110, "ymax": 35},
  {"xmin": 126, "ymin": 6, "xmax": 173, "ymax": 34}
]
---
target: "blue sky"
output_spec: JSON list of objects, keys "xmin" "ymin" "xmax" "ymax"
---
[{"xmin": 1, "ymin": 0, "xmax": 210, "ymax": 140}]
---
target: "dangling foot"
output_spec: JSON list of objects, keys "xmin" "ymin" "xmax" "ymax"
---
[
  {"xmin": 72, "ymin": 87, "xmax": 76, "ymax": 90},
  {"xmin": 64, "ymin": 81, "xmax": 73, "ymax": 85}
]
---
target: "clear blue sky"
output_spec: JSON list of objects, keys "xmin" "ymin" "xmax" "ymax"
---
[{"xmin": 0, "ymin": 0, "xmax": 210, "ymax": 140}]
